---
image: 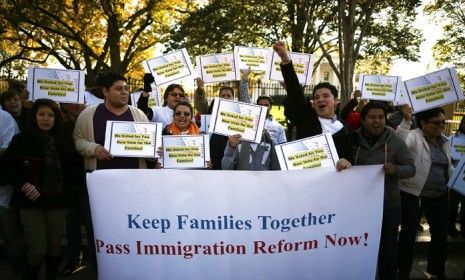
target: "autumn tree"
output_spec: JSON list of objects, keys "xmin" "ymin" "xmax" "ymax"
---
[
  {"xmin": 1, "ymin": 0, "xmax": 194, "ymax": 86},
  {"xmin": 425, "ymin": 0, "xmax": 465, "ymax": 84},
  {"xmin": 168, "ymin": 0, "xmax": 422, "ymax": 101}
]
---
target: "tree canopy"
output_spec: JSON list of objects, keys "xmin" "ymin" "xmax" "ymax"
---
[
  {"xmin": 425, "ymin": 0, "xmax": 465, "ymax": 84},
  {"xmin": 168, "ymin": 0, "xmax": 423, "ymax": 100},
  {"xmin": 0, "ymin": 0, "xmax": 194, "ymax": 86}
]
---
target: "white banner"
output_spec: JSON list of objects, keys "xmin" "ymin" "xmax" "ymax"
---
[{"xmin": 87, "ymin": 166, "xmax": 384, "ymax": 280}]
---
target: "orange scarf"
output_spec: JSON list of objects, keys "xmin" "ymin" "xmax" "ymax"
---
[{"xmin": 167, "ymin": 122, "xmax": 199, "ymax": 135}]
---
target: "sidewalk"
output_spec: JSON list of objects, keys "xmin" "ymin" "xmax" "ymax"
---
[{"xmin": 1, "ymin": 223, "xmax": 464, "ymax": 279}]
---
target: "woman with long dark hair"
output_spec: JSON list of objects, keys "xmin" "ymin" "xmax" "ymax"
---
[{"xmin": 0, "ymin": 99, "xmax": 71, "ymax": 279}]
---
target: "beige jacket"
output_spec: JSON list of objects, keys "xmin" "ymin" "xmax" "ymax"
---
[{"xmin": 73, "ymin": 104, "xmax": 149, "ymax": 170}]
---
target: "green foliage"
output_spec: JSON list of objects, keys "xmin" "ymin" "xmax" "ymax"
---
[
  {"xmin": 168, "ymin": 0, "xmax": 422, "ymax": 101},
  {"xmin": 167, "ymin": 0, "xmax": 286, "ymax": 56},
  {"xmin": 425, "ymin": 0, "xmax": 465, "ymax": 84}
]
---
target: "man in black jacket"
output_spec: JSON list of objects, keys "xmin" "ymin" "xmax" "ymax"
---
[{"xmin": 273, "ymin": 41, "xmax": 356, "ymax": 162}]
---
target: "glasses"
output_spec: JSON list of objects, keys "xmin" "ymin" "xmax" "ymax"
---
[
  {"xmin": 169, "ymin": 92, "xmax": 185, "ymax": 98},
  {"xmin": 174, "ymin": 111, "xmax": 191, "ymax": 117},
  {"xmin": 427, "ymin": 120, "xmax": 446, "ymax": 126}
]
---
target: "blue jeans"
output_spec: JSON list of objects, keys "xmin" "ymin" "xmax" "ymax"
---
[{"xmin": 397, "ymin": 191, "xmax": 449, "ymax": 277}]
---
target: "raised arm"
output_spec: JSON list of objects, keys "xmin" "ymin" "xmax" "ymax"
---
[
  {"xmin": 395, "ymin": 104, "xmax": 414, "ymax": 146},
  {"xmin": 273, "ymin": 41, "xmax": 308, "ymax": 126},
  {"xmin": 238, "ymin": 68, "xmax": 251, "ymax": 103},
  {"xmin": 136, "ymin": 73, "xmax": 155, "ymax": 120}
]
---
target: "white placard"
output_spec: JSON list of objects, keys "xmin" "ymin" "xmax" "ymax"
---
[
  {"xmin": 209, "ymin": 98, "xmax": 267, "ymax": 143},
  {"xmin": 143, "ymin": 48, "xmax": 195, "ymax": 86},
  {"xmin": 233, "ymin": 46, "xmax": 272, "ymax": 78},
  {"xmin": 268, "ymin": 52, "xmax": 314, "ymax": 85},
  {"xmin": 404, "ymin": 67, "xmax": 464, "ymax": 112},
  {"xmin": 104, "ymin": 121, "xmax": 162, "ymax": 158},
  {"xmin": 130, "ymin": 89, "xmax": 161, "ymax": 109},
  {"xmin": 196, "ymin": 53, "xmax": 239, "ymax": 83},
  {"xmin": 162, "ymin": 135, "xmax": 210, "ymax": 169},
  {"xmin": 27, "ymin": 67, "xmax": 85, "ymax": 104},
  {"xmin": 275, "ymin": 133, "xmax": 339, "ymax": 170},
  {"xmin": 87, "ymin": 166, "xmax": 383, "ymax": 280},
  {"xmin": 359, "ymin": 74, "xmax": 400, "ymax": 102},
  {"xmin": 199, "ymin": 114, "xmax": 211, "ymax": 134},
  {"xmin": 450, "ymin": 137, "xmax": 465, "ymax": 161},
  {"xmin": 447, "ymin": 157, "xmax": 465, "ymax": 196}
]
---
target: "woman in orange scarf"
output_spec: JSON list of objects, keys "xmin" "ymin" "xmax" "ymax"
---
[
  {"xmin": 162, "ymin": 101, "xmax": 199, "ymax": 135},
  {"xmin": 159, "ymin": 101, "xmax": 211, "ymax": 168}
]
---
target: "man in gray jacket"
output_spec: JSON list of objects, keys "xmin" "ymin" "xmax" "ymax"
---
[{"xmin": 337, "ymin": 101, "xmax": 415, "ymax": 280}]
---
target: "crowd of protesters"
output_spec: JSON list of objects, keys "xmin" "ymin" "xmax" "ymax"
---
[{"xmin": 0, "ymin": 40, "xmax": 463, "ymax": 280}]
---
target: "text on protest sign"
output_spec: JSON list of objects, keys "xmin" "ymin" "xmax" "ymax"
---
[
  {"xmin": 143, "ymin": 48, "xmax": 195, "ymax": 86},
  {"xmin": 275, "ymin": 133, "xmax": 339, "ymax": 170},
  {"xmin": 196, "ymin": 53, "xmax": 239, "ymax": 83},
  {"xmin": 359, "ymin": 74, "xmax": 400, "ymax": 102},
  {"xmin": 104, "ymin": 121, "xmax": 162, "ymax": 158},
  {"xmin": 130, "ymin": 89, "xmax": 161, "ymax": 109},
  {"xmin": 162, "ymin": 135, "xmax": 210, "ymax": 169},
  {"xmin": 404, "ymin": 67, "xmax": 464, "ymax": 112},
  {"xmin": 268, "ymin": 52, "xmax": 314, "ymax": 85},
  {"xmin": 27, "ymin": 67, "xmax": 85, "ymax": 104},
  {"xmin": 209, "ymin": 98, "xmax": 267, "ymax": 143}
]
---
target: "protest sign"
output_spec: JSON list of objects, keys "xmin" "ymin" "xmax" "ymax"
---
[
  {"xmin": 199, "ymin": 114, "xmax": 211, "ymax": 134},
  {"xmin": 275, "ymin": 133, "xmax": 339, "ymax": 170},
  {"xmin": 404, "ymin": 67, "xmax": 464, "ymax": 112},
  {"xmin": 104, "ymin": 121, "xmax": 162, "ymax": 158},
  {"xmin": 447, "ymin": 157, "xmax": 465, "ymax": 196},
  {"xmin": 359, "ymin": 74, "xmax": 400, "ymax": 102},
  {"xmin": 233, "ymin": 46, "xmax": 272, "ymax": 77},
  {"xmin": 268, "ymin": 52, "xmax": 313, "ymax": 85},
  {"xmin": 87, "ymin": 166, "xmax": 383, "ymax": 280},
  {"xmin": 130, "ymin": 89, "xmax": 161, "ymax": 109},
  {"xmin": 450, "ymin": 137, "xmax": 465, "ymax": 160},
  {"xmin": 27, "ymin": 67, "xmax": 85, "ymax": 103},
  {"xmin": 162, "ymin": 135, "xmax": 210, "ymax": 169},
  {"xmin": 209, "ymin": 98, "xmax": 267, "ymax": 143},
  {"xmin": 143, "ymin": 49, "xmax": 195, "ymax": 86},
  {"xmin": 196, "ymin": 53, "xmax": 239, "ymax": 83}
]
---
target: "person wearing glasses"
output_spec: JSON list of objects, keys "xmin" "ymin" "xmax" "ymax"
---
[
  {"xmin": 137, "ymin": 73, "xmax": 186, "ymax": 128},
  {"xmin": 336, "ymin": 101, "xmax": 415, "ymax": 280},
  {"xmin": 396, "ymin": 105, "xmax": 453, "ymax": 280},
  {"xmin": 273, "ymin": 41, "xmax": 355, "ymax": 163},
  {"xmin": 162, "ymin": 101, "xmax": 199, "ymax": 135}
]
